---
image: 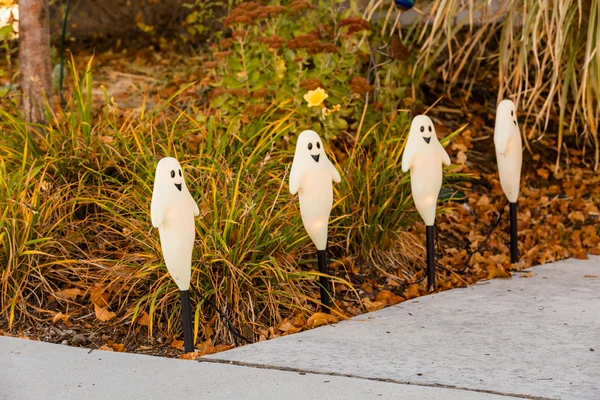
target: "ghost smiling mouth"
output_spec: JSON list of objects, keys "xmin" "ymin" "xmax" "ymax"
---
[
  {"xmin": 423, "ymin": 137, "xmax": 431, "ymax": 144},
  {"xmin": 311, "ymin": 154, "xmax": 320, "ymax": 162},
  {"xmin": 175, "ymin": 183, "xmax": 182, "ymax": 191}
]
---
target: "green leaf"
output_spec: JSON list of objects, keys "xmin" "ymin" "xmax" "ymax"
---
[
  {"xmin": 335, "ymin": 117, "xmax": 348, "ymax": 130},
  {"xmin": 0, "ymin": 24, "xmax": 13, "ymax": 39}
]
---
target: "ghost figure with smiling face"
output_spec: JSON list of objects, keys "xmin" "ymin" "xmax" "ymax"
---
[
  {"xmin": 290, "ymin": 130, "xmax": 341, "ymax": 251},
  {"xmin": 151, "ymin": 157, "xmax": 200, "ymax": 291},
  {"xmin": 494, "ymin": 99, "xmax": 522, "ymax": 203},
  {"xmin": 401, "ymin": 115, "xmax": 451, "ymax": 226}
]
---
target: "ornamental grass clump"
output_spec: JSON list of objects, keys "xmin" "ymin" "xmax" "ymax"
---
[
  {"xmin": 0, "ymin": 1, "xmax": 464, "ymax": 349},
  {"xmin": 365, "ymin": 0, "xmax": 600, "ymax": 170}
]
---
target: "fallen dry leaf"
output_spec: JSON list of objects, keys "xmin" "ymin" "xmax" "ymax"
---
[
  {"xmin": 171, "ymin": 339, "xmax": 185, "ymax": 350},
  {"xmin": 572, "ymin": 249, "xmax": 589, "ymax": 260},
  {"xmin": 519, "ymin": 271, "xmax": 535, "ymax": 278},
  {"xmin": 403, "ymin": 284, "xmax": 423, "ymax": 300},
  {"xmin": 136, "ymin": 311, "xmax": 150, "ymax": 326},
  {"xmin": 568, "ymin": 211, "xmax": 585, "ymax": 223},
  {"xmin": 94, "ymin": 304, "xmax": 116, "ymax": 322},
  {"xmin": 292, "ymin": 313, "xmax": 307, "ymax": 327},
  {"xmin": 195, "ymin": 338, "xmax": 212, "ymax": 351},
  {"xmin": 486, "ymin": 265, "xmax": 511, "ymax": 279},
  {"xmin": 107, "ymin": 340, "xmax": 125, "ymax": 352},
  {"xmin": 179, "ymin": 352, "xmax": 200, "ymax": 360},
  {"xmin": 55, "ymin": 288, "xmax": 82, "ymax": 301},
  {"xmin": 98, "ymin": 345, "xmax": 114, "ymax": 352},
  {"xmin": 198, "ymin": 344, "xmax": 234, "ymax": 356},
  {"xmin": 52, "ymin": 312, "xmax": 69, "ymax": 324},
  {"xmin": 363, "ymin": 298, "xmax": 386, "ymax": 312},
  {"xmin": 276, "ymin": 318, "xmax": 303, "ymax": 335},
  {"xmin": 375, "ymin": 290, "xmax": 404, "ymax": 306},
  {"xmin": 90, "ymin": 285, "xmax": 111, "ymax": 308},
  {"xmin": 306, "ymin": 312, "xmax": 338, "ymax": 329},
  {"xmin": 584, "ymin": 275, "xmax": 598, "ymax": 278},
  {"xmin": 537, "ymin": 168, "xmax": 550, "ymax": 179},
  {"xmin": 191, "ymin": 340, "xmax": 235, "ymax": 357}
]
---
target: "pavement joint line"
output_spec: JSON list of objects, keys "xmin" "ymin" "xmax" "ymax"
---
[{"xmin": 198, "ymin": 358, "xmax": 557, "ymax": 400}]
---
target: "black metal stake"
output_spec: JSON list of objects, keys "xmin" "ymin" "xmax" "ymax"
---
[
  {"xmin": 509, "ymin": 202, "xmax": 519, "ymax": 264},
  {"xmin": 179, "ymin": 290, "xmax": 195, "ymax": 353},
  {"xmin": 317, "ymin": 249, "xmax": 331, "ymax": 313},
  {"xmin": 426, "ymin": 225, "xmax": 436, "ymax": 291}
]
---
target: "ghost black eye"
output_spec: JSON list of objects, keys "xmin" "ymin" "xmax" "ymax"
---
[
  {"xmin": 511, "ymin": 110, "xmax": 514, "ymax": 116},
  {"xmin": 308, "ymin": 143, "xmax": 313, "ymax": 150},
  {"xmin": 178, "ymin": 169, "xmax": 182, "ymax": 177},
  {"xmin": 316, "ymin": 142, "xmax": 321, "ymax": 149},
  {"xmin": 420, "ymin": 126, "xmax": 424, "ymax": 132},
  {"xmin": 170, "ymin": 170, "xmax": 175, "ymax": 178},
  {"xmin": 428, "ymin": 126, "xmax": 432, "ymax": 132}
]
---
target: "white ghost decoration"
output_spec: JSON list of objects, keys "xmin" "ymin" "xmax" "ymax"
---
[
  {"xmin": 494, "ymin": 99, "xmax": 522, "ymax": 203},
  {"xmin": 150, "ymin": 157, "xmax": 200, "ymax": 291},
  {"xmin": 290, "ymin": 130, "xmax": 341, "ymax": 251},
  {"xmin": 401, "ymin": 115, "xmax": 451, "ymax": 226}
]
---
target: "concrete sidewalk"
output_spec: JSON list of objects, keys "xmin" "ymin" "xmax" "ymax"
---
[
  {"xmin": 1, "ymin": 258, "xmax": 599, "ymax": 400},
  {"xmin": 207, "ymin": 258, "xmax": 600, "ymax": 399}
]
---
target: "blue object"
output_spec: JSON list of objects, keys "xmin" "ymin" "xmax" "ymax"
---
[{"xmin": 394, "ymin": 0, "xmax": 415, "ymax": 9}]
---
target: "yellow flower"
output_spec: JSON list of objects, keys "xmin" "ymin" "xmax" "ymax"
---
[
  {"xmin": 304, "ymin": 87, "xmax": 329, "ymax": 107},
  {"xmin": 275, "ymin": 57, "xmax": 287, "ymax": 80}
]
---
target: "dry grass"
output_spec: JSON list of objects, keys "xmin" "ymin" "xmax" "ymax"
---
[
  {"xmin": 364, "ymin": 0, "xmax": 599, "ymax": 170},
  {"xmin": 0, "ymin": 54, "xmax": 446, "ymax": 345}
]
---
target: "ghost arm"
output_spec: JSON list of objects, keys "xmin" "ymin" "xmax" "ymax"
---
[
  {"xmin": 330, "ymin": 161, "xmax": 341, "ymax": 183},
  {"xmin": 401, "ymin": 137, "xmax": 416, "ymax": 173},
  {"xmin": 494, "ymin": 127, "xmax": 510, "ymax": 155},
  {"xmin": 191, "ymin": 195, "xmax": 200, "ymax": 217},
  {"xmin": 150, "ymin": 190, "xmax": 167, "ymax": 228},
  {"xmin": 289, "ymin": 160, "xmax": 303, "ymax": 195},
  {"xmin": 439, "ymin": 144, "xmax": 451, "ymax": 166}
]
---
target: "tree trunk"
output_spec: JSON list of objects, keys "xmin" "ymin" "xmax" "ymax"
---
[{"xmin": 19, "ymin": 0, "xmax": 52, "ymax": 124}]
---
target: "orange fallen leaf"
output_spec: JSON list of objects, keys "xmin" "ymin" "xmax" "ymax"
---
[
  {"xmin": 568, "ymin": 211, "xmax": 585, "ymax": 223},
  {"xmin": 55, "ymin": 288, "xmax": 82, "ymax": 301},
  {"xmin": 573, "ymin": 249, "xmax": 588, "ymax": 260},
  {"xmin": 282, "ymin": 326, "xmax": 302, "ymax": 336},
  {"xmin": 107, "ymin": 340, "xmax": 125, "ymax": 352},
  {"xmin": 486, "ymin": 265, "xmax": 511, "ymax": 279},
  {"xmin": 180, "ymin": 352, "xmax": 200, "ymax": 360},
  {"xmin": 403, "ymin": 284, "xmax": 423, "ymax": 300},
  {"xmin": 52, "ymin": 312, "xmax": 69, "ymax": 324},
  {"xmin": 90, "ymin": 285, "xmax": 110, "ymax": 308},
  {"xmin": 94, "ymin": 304, "xmax": 116, "ymax": 322},
  {"xmin": 292, "ymin": 314, "xmax": 307, "ymax": 328},
  {"xmin": 196, "ymin": 343, "xmax": 234, "ymax": 357},
  {"xmin": 306, "ymin": 312, "xmax": 337, "ymax": 329},
  {"xmin": 98, "ymin": 345, "xmax": 114, "ymax": 352},
  {"xmin": 537, "ymin": 168, "xmax": 549, "ymax": 179},
  {"xmin": 375, "ymin": 290, "xmax": 404, "ymax": 306},
  {"xmin": 195, "ymin": 338, "xmax": 212, "ymax": 351},
  {"xmin": 276, "ymin": 318, "xmax": 302, "ymax": 335},
  {"xmin": 519, "ymin": 272, "xmax": 535, "ymax": 278},
  {"xmin": 589, "ymin": 247, "xmax": 600, "ymax": 256},
  {"xmin": 171, "ymin": 339, "xmax": 185, "ymax": 350},
  {"xmin": 136, "ymin": 311, "xmax": 150, "ymax": 326},
  {"xmin": 363, "ymin": 298, "xmax": 386, "ymax": 312}
]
